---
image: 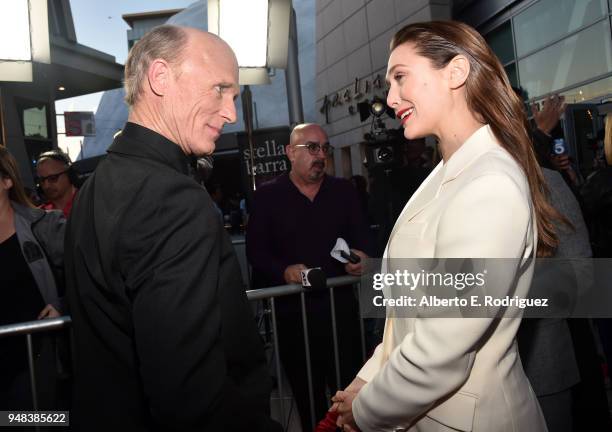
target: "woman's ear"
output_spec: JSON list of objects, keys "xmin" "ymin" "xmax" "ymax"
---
[
  {"xmin": 1, "ymin": 176, "xmax": 13, "ymax": 191},
  {"xmin": 447, "ymin": 54, "xmax": 470, "ymax": 89}
]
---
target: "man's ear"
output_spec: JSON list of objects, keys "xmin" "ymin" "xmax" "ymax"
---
[
  {"xmin": 447, "ymin": 54, "xmax": 470, "ymax": 89},
  {"xmin": 147, "ymin": 58, "xmax": 172, "ymax": 97},
  {"xmin": 285, "ymin": 144, "xmax": 294, "ymax": 162}
]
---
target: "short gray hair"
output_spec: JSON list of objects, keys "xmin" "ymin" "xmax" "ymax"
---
[{"xmin": 123, "ymin": 25, "xmax": 188, "ymax": 107}]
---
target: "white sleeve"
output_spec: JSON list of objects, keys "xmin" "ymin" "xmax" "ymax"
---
[{"xmin": 357, "ymin": 342, "xmax": 385, "ymax": 382}]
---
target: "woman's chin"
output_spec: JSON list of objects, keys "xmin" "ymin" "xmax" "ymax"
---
[{"xmin": 403, "ymin": 126, "xmax": 422, "ymax": 141}]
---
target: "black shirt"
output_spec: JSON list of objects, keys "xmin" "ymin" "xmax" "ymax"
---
[
  {"xmin": 246, "ymin": 173, "xmax": 372, "ymax": 288},
  {"xmin": 0, "ymin": 233, "xmax": 44, "ymax": 325},
  {"xmin": 0, "ymin": 233, "xmax": 45, "ymax": 379}
]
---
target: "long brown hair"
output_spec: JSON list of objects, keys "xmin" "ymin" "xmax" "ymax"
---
[
  {"xmin": 0, "ymin": 146, "xmax": 34, "ymax": 208},
  {"xmin": 391, "ymin": 21, "xmax": 562, "ymax": 257}
]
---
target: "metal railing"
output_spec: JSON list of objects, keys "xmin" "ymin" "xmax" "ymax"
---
[
  {"xmin": 0, "ymin": 276, "xmax": 367, "ymax": 431},
  {"xmin": 0, "ymin": 316, "xmax": 72, "ymax": 431},
  {"xmin": 247, "ymin": 275, "xmax": 366, "ymax": 428}
]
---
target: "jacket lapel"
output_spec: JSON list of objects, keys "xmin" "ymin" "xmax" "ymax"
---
[
  {"xmin": 388, "ymin": 125, "xmax": 499, "ymax": 244},
  {"xmin": 393, "ymin": 163, "xmax": 445, "ymax": 229},
  {"xmin": 439, "ymin": 124, "xmax": 499, "ymax": 185}
]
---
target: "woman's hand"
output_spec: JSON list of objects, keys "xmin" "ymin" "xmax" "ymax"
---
[
  {"xmin": 38, "ymin": 304, "xmax": 60, "ymax": 319},
  {"xmin": 329, "ymin": 377, "xmax": 366, "ymax": 413},
  {"xmin": 332, "ymin": 390, "xmax": 360, "ymax": 431},
  {"xmin": 329, "ymin": 377, "xmax": 366, "ymax": 431}
]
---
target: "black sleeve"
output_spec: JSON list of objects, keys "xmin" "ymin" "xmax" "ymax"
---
[
  {"xmin": 118, "ymin": 179, "xmax": 272, "ymax": 430},
  {"xmin": 246, "ymin": 188, "xmax": 287, "ymax": 286},
  {"xmin": 343, "ymin": 181, "xmax": 374, "ymax": 256},
  {"xmin": 531, "ymin": 127, "xmax": 554, "ymax": 169}
]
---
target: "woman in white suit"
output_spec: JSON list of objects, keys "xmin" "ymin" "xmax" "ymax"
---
[{"xmin": 332, "ymin": 21, "xmax": 565, "ymax": 432}]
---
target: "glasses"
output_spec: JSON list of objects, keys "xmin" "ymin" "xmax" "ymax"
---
[
  {"xmin": 294, "ymin": 142, "xmax": 332, "ymax": 156},
  {"xmin": 36, "ymin": 169, "xmax": 68, "ymax": 185}
]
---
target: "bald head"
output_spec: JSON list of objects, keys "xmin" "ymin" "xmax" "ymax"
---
[
  {"xmin": 126, "ymin": 24, "xmax": 239, "ymax": 156},
  {"xmin": 290, "ymin": 123, "xmax": 327, "ymax": 147},
  {"xmin": 178, "ymin": 28, "xmax": 238, "ymax": 84},
  {"xmin": 287, "ymin": 123, "xmax": 330, "ymax": 185},
  {"xmin": 124, "ymin": 25, "xmax": 237, "ymax": 108},
  {"xmin": 182, "ymin": 27, "xmax": 237, "ymax": 64}
]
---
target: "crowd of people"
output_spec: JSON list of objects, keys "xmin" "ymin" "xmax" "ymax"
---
[{"xmin": 1, "ymin": 19, "xmax": 611, "ymax": 432}]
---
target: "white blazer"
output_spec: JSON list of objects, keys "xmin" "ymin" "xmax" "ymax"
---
[{"xmin": 353, "ymin": 125, "xmax": 548, "ymax": 432}]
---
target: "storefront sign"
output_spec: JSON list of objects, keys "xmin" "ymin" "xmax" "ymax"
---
[
  {"xmin": 236, "ymin": 126, "xmax": 291, "ymax": 204},
  {"xmin": 320, "ymin": 74, "xmax": 385, "ymax": 123},
  {"xmin": 64, "ymin": 111, "xmax": 95, "ymax": 137}
]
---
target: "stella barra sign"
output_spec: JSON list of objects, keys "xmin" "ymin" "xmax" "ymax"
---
[{"xmin": 236, "ymin": 126, "xmax": 291, "ymax": 203}]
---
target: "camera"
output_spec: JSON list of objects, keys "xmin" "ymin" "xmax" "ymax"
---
[{"xmin": 363, "ymin": 128, "xmax": 406, "ymax": 169}]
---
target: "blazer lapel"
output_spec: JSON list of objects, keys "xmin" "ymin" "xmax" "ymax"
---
[
  {"xmin": 440, "ymin": 124, "xmax": 499, "ymax": 185},
  {"xmin": 390, "ymin": 125, "xmax": 500, "ymax": 237},
  {"xmin": 388, "ymin": 162, "xmax": 445, "ymax": 241}
]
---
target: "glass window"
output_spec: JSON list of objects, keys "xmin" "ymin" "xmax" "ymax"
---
[
  {"xmin": 514, "ymin": 0, "xmax": 608, "ymax": 57},
  {"xmin": 559, "ymin": 75, "xmax": 612, "ymax": 103},
  {"xmin": 485, "ymin": 21, "xmax": 515, "ymax": 65},
  {"xmin": 518, "ymin": 20, "xmax": 612, "ymax": 99},
  {"xmin": 22, "ymin": 104, "xmax": 48, "ymax": 139},
  {"xmin": 505, "ymin": 63, "xmax": 519, "ymax": 88}
]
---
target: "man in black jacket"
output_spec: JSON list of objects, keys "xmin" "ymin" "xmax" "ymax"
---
[{"xmin": 65, "ymin": 25, "xmax": 279, "ymax": 431}]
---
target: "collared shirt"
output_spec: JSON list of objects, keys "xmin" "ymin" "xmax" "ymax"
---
[
  {"xmin": 108, "ymin": 122, "xmax": 193, "ymax": 175},
  {"xmin": 246, "ymin": 172, "xmax": 372, "ymax": 288},
  {"xmin": 41, "ymin": 189, "xmax": 77, "ymax": 218}
]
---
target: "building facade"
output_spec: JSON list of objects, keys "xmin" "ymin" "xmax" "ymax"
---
[
  {"xmin": 317, "ymin": 0, "xmax": 612, "ymax": 177},
  {"xmin": 0, "ymin": 0, "xmax": 123, "ymax": 185}
]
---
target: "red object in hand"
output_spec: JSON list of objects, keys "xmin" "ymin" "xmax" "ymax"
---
[{"xmin": 315, "ymin": 410, "xmax": 339, "ymax": 432}]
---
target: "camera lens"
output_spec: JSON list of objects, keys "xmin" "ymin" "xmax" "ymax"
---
[{"xmin": 377, "ymin": 146, "xmax": 393, "ymax": 163}]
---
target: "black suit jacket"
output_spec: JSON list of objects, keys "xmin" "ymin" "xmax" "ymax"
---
[{"xmin": 65, "ymin": 123, "xmax": 275, "ymax": 431}]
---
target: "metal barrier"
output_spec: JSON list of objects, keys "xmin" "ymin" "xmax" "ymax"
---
[
  {"xmin": 0, "ymin": 276, "xmax": 367, "ymax": 431},
  {"xmin": 0, "ymin": 316, "xmax": 72, "ymax": 431},
  {"xmin": 247, "ymin": 275, "xmax": 367, "ymax": 429}
]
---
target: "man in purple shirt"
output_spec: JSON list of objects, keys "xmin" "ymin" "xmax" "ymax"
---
[{"xmin": 246, "ymin": 123, "xmax": 371, "ymax": 431}]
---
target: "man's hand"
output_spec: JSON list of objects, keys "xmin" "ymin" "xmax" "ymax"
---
[
  {"xmin": 284, "ymin": 264, "xmax": 307, "ymax": 284},
  {"xmin": 38, "ymin": 304, "xmax": 60, "ymax": 319},
  {"xmin": 550, "ymin": 154, "xmax": 571, "ymax": 171},
  {"xmin": 550, "ymin": 154, "xmax": 578, "ymax": 185},
  {"xmin": 551, "ymin": 154, "xmax": 578, "ymax": 181},
  {"xmin": 531, "ymin": 94, "xmax": 565, "ymax": 135},
  {"xmin": 332, "ymin": 390, "xmax": 360, "ymax": 431},
  {"xmin": 344, "ymin": 249, "xmax": 368, "ymax": 276}
]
